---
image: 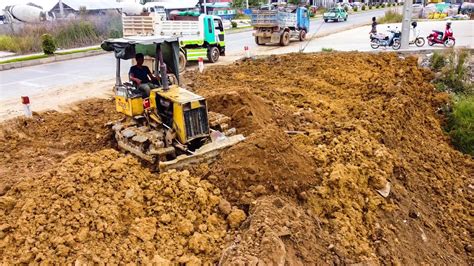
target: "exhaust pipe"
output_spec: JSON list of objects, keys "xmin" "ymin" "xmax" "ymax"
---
[{"xmin": 156, "ymin": 44, "xmax": 169, "ymax": 91}]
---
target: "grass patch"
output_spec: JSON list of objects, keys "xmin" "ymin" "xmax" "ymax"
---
[
  {"xmin": 56, "ymin": 46, "xmax": 101, "ymax": 55},
  {"xmin": 378, "ymin": 9, "xmax": 403, "ymax": 24},
  {"xmin": 0, "ymin": 46, "xmax": 102, "ymax": 64},
  {"xmin": 433, "ymin": 49, "xmax": 473, "ymax": 95},
  {"xmin": 446, "ymin": 95, "xmax": 474, "ymax": 155},
  {"xmin": 0, "ymin": 54, "xmax": 50, "ymax": 64},
  {"xmin": 430, "ymin": 51, "xmax": 446, "ymax": 71},
  {"xmin": 322, "ymin": 48, "xmax": 334, "ymax": 52}
]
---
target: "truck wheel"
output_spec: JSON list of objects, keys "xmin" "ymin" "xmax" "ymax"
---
[
  {"xmin": 255, "ymin": 36, "xmax": 264, "ymax": 46},
  {"xmin": 280, "ymin": 31, "xmax": 290, "ymax": 46},
  {"xmin": 207, "ymin": 46, "xmax": 220, "ymax": 63},
  {"xmin": 324, "ymin": 19, "xmax": 328, "ymax": 22},
  {"xmin": 178, "ymin": 51, "xmax": 187, "ymax": 73},
  {"xmin": 299, "ymin": 30, "xmax": 307, "ymax": 41},
  {"xmin": 344, "ymin": 16, "xmax": 347, "ymax": 21}
]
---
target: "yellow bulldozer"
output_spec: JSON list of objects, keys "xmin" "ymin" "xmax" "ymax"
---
[{"xmin": 101, "ymin": 36, "xmax": 244, "ymax": 171}]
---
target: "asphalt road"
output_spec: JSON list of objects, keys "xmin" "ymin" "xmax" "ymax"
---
[{"xmin": 0, "ymin": 8, "xmax": 399, "ymax": 102}]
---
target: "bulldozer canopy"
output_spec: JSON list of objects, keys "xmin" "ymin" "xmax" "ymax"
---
[{"xmin": 101, "ymin": 36, "xmax": 181, "ymax": 79}]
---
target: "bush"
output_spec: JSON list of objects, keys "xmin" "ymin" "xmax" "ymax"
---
[
  {"xmin": 231, "ymin": 21, "xmax": 237, "ymax": 28},
  {"xmin": 378, "ymin": 10, "xmax": 403, "ymax": 23},
  {"xmin": 41, "ymin": 34, "xmax": 56, "ymax": 54},
  {"xmin": 353, "ymin": 6, "xmax": 358, "ymax": 11},
  {"xmin": 322, "ymin": 48, "xmax": 334, "ymax": 52},
  {"xmin": 344, "ymin": 6, "xmax": 349, "ymax": 12},
  {"xmin": 362, "ymin": 5, "xmax": 366, "ymax": 10},
  {"xmin": 369, "ymin": 5, "xmax": 373, "ymax": 9},
  {"xmin": 430, "ymin": 51, "xmax": 446, "ymax": 71},
  {"xmin": 446, "ymin": 95, "xmax": 474, "ymax": 155}
]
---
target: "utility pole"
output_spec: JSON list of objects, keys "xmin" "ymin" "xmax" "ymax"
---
[
  {"xmin": 59, "ymin": 0, "xmax": 64, "ymax": 18},
  {"xmin": 246, "ymin": 0, "xmax": 249, "ymax": 9},
  {"xmin": 400, "ymin": 0, "xmax": 413, "ymax": 49},
  {"xmin": 203, "ymin": 0, "xmax": 207, "ymax": 15}
]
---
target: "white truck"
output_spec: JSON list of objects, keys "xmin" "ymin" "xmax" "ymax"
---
[{"xmin": 122, "ymin": 11, "xmax": 226, "ymax": 72}]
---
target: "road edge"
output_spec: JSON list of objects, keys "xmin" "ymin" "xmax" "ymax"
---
[{"xmin": 0, "ymin": 50, "xmax": 107, "ymax": 71}]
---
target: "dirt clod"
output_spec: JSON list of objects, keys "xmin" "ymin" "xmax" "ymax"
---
[{"xmin": 0, "ymin": 150, "xmax": 242, "ymax": 264}]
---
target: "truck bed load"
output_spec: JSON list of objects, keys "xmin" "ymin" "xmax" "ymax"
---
[
  {"xmin": 154, "ymin": 20, "xmax": 200, "ymax": 39},
  {"xmin": 251, "ymin": 10, "xmax": 297, "ymax": 28},
  {"xmin": 122, "ymin": 16, "xmax": 154, "ymax": 37}
]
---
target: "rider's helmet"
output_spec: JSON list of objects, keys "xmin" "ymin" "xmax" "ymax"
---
[
  {"xmin": 411, "ymin": 21, "xmax": 417, "ymax": 28},
  {"xmin": 446, "ymin": 21, "xmax": 452, "ymax": 27}
]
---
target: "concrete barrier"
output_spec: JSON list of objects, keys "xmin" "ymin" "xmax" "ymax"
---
[{"xmin": 0, "ymin": 49, "xmax": 108, "ymax": 71}]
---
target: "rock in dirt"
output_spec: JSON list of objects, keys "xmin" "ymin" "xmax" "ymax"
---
[{"xmin": 227, "ymin": 209, "xmax": 247, "ymax": 229}]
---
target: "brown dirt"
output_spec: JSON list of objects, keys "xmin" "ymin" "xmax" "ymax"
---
[
  {"xmin": 0, "ymin": 149, "xmax": 245, "ymax": 264},
  {"xmin": 187, "ymin": 52, "xmax": 474, "ymax": 264},
  {"xmin": 0, "ymin": 98, "xmax": 121, "ymax": 192},
  {"xmin": 0, "ymin": 52, "xmax": 473, "ymax": 264}
]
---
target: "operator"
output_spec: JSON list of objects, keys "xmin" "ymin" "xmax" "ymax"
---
[{"xmin": 129, "ymin": 53, "xmax": 160, "ymax": 97}]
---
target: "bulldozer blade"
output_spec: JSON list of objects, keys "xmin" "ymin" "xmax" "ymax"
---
[{"xmin": 159, "ymin": 134, "xmax": 245, "ymax": 172}]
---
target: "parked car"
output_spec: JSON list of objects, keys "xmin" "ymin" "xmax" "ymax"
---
[{"xmin": 323, "ymin": 7, "xmax": 348, "ymax": 22}]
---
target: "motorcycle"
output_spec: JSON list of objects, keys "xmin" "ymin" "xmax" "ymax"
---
[
  {"xmin": 370, "ymin": 27, "xmax": 401, "ymax": 50},
  {"xmin": 427, "ymin": 27, "xmax": 455, "ymax": 47}
]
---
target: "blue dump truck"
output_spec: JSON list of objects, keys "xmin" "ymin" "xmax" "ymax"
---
[{"xmin": 251, "ymin": 6, "xmax": 310, "ymax": 46}]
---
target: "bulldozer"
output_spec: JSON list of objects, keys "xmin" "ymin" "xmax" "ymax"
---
[{"xmin": 101, "ymin": 36, "xmax": 244, "ymax": 171}]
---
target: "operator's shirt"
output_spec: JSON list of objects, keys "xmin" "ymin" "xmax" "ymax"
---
[{"xmin": 129, "ymin": 65, "xmax": 151, "ymax": 83}]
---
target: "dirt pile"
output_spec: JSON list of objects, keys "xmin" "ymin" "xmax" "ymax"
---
[
  {"xmin": 210, "ymin": 127, "xmax": 317, "ymax": 204},
  {"xmin": 0, "ymin": 99, "xmax": 121, "ymax": 192},
  {"xmin": 187, "ymin": 52, "xmax": 474, "ymax": 264},
  {"xmin": 220, "ymin": 196, "xmax": 330, "ymax": 265},
  {"xmin": 0, "ymin": 149, "xmax": 245, "ymax": 264}
]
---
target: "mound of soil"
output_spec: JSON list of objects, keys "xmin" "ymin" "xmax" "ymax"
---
[
  {"xmin": 187, "ymin": 52, "xmax": 474, "ymax": 264},
  {"xmin": 0, "ymin": 51, "xmax": 472, "ymax": 264},
  {"xmin": 210, "ymin": 127, "xmax": 317, "ymax": 204},
  {"xmin": 220, "ymin": 196, "xmax": 330, "ymax": 265},
  {"xmin": 0, "ymin": 99, "xmax": 121, "ymax": 193},
  {"xmin": 0, "ymin": 150, "xmax": 245, "ymax": 264}
]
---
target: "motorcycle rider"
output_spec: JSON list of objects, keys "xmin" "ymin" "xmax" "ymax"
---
[
  {"xmin": 410, "ymin": 21, "xmax": 419, "ymax": 42},
  {"xmin": 438, "ymin": 21, "xmax": 452, "ymax": 40},
  {"xmin": 370, "ymin": 16, "xmax": 377, "ymax": 35}
]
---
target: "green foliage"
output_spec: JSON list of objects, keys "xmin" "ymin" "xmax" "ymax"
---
[
  {"xmin": 0, "ymin": 15, "xmax": 121, "ymax": 54},
  {"xmin": 438, "ymin": 50, "xmax": 473, "ymax": 95},
  {"xmin": 322, "ymin": 48, "xmax": 334, "ymax": 52},
  {"xmin": 378, "ymin": 10, "xmax": 403, "ymax": 23},
  {"xmin": 430, "ymin": 51, "xmax": 446, "ymax": 71},
  {"xmin": 344, "ymin": 6, "xmax": 349, "ymax": 12},
  {"xmin": 41, "ymin": 34, "xmax": 56, "ymax": 54},
  {"xmin": 0, "ymin": 54, "xmax": 49, "ymax": 64},
  {"xmin": 369, "ymin": 5, "xmax": 373, "ymax": 9},
  {"xmin": 446, "ymin": 95, "xmax": 474, "ymax": 155},
  {"xmin": 353, "ymin": 6, "xmax": 358, "ymax": 11},
  {"xmin": 362, "ymin": 5, "xmax": 366, "ymax": 10},
  {"xmin": 231, "ymin": 21, "xmax": 238, "ymax": 28}
]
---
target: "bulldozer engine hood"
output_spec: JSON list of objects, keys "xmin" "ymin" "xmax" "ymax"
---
[{"xmin": 101, "ymin": 36, "xmax": 181, "ymax": 80}]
